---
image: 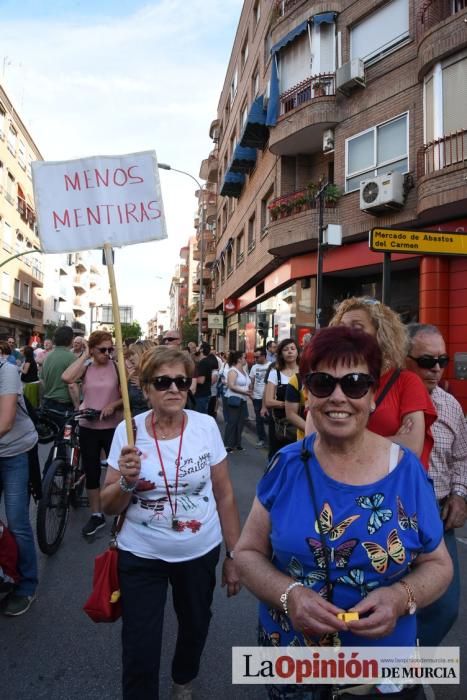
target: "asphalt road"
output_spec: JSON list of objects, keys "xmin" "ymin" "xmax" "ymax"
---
[{"xmin": 1, "ymin": 422, "xmax": 466, "ymax": 699}]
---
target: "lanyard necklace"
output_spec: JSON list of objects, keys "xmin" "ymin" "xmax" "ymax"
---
[{"xmin": 151, "ymin": 412, "xmax": 185, "ymax": 530}]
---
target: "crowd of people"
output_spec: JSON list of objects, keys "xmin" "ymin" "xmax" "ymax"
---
[{"xmin": 0, "ymin": 298, "xmax": 466, "ymax": 700}]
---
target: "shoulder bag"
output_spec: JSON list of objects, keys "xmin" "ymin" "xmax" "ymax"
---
[
  {"xmin": 83, "ymin": 419, "xmax": 136, "ymax": 623},
  {"xmin": 272, "ymin": 369, "xmax": 295, "ymax": 441}
]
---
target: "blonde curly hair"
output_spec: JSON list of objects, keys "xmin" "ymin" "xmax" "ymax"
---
[{"xmin": 329, "ymin": 297, "xmax": 408, "ymax": 372}]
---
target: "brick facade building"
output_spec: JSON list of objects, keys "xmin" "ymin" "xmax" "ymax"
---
[{"xmin": 199, "ymin": 0, "xmax": 467, "ymax": 408}]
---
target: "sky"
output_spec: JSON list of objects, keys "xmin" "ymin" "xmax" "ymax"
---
[{"xmin": 0, "ymin": 0, "xmax": 242, "ymax": 330}]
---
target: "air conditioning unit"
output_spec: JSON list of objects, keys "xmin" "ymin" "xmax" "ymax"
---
[
  {"xmin": 323, "ymin": 128, "xmax": 335, "ymax": 153},
  {"xmin": 360, "ymin": 172, "xmax": 405, "ymax": 214},
  {"xmin": 336, "ymin": 58, "xmax": 365, "ymax": 94}
]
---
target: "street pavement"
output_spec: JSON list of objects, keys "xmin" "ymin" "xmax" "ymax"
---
[{"xmin": 1, "ymin": 419, "xmax": 466, "ymax": 699}]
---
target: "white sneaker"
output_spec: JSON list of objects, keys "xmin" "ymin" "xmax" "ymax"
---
[
  {"xmin": 171, "ymin": 681, "xmax": 193, "ymax": 699},
  {"xmin": 255, "ymin": 440, "xmax": 265, "ymax": 448}
]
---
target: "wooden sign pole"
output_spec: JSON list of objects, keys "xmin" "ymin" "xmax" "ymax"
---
[{"xmin": 103, "ymin": 243, "xmax": 134, "ymax": 445}]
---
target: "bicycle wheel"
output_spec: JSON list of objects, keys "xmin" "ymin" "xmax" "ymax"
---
[{"xmin": 36, "ymin": 459, "xmax": 70, "ymax": 555}]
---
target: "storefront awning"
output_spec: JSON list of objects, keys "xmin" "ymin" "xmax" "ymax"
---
[
  {"xmin": 220, "ymin": 171, "xmax": 245, "ymax": 199},
  {"xmin": 239, "ymin": 95, "xmax": 269, "ymax": 149},
  {"xmin": 311, "ymin": 12, "xmax": 337, "ymax": 25},
  {"xmin": 229, "ymin": 144, "xmax": 257, "ymax": 173}
]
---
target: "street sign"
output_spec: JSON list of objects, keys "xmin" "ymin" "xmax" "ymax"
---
[
  {"xmin": 370, "ymin": 228, "xmax": 467, "ymax": 256},
  {"xmin": 207, "ymin": 313, "xmax": 224, "ymax": 330}
]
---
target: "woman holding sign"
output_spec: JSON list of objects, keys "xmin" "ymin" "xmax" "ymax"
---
[{"xmin": 102, "ymin": 346, "xmax": 240, "ymax": 700}]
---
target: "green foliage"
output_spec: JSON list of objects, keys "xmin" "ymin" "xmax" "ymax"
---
[
  {"xmin": 120, "ymin": 321, "xmax": 143, "ymax": 341},
  {"xmin": 44, "ymin": 322, "xmax": 58, "ymax": 339},
  {"xmin": 181, "ymin": 305, "xmax": 198, "ymax": 345}
]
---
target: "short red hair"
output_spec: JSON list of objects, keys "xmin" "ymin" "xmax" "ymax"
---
[{"xmin": 300, "ymin": 326, "xmax": 382, "ymax": 383}]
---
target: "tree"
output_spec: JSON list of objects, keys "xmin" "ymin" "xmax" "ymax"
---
[
  {"xmin": 181, "ymin": 305, "xmax": 198, "ymax": 345},
  {"xmin": 120, "ymin": 321, "xmax": 143, "ymax": 341}
]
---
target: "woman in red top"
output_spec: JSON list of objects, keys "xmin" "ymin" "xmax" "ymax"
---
[
  {"xmin": 329, "ymin": 297, "xmax": 436, "ymax": 469},
  {"xmin": 62, "ymin": 331, "xmax": 122, "ymax": 537}
]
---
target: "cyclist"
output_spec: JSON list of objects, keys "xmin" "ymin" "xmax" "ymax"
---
[{"xmin": 62, "ymin": 330, "xmax": 122, "ymax": 537}]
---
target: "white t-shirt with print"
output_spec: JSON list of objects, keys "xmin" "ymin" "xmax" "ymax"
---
[
  {"xmin": 249, "ymin": 362, "xmax": 271, "ymax": 399},
  {"xmin": 108, "ymin": 409, "xmax": 227, "ymax": 562}
]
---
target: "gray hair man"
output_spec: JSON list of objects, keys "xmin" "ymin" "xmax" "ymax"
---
[{"xmin": 406, "ymin": 322, "xmax": 467, "ymax": 646}]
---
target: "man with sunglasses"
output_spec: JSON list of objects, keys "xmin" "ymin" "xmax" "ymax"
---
[
  {"xmin": 162, "ymin": 330, "xmax": 181, "ymax": 347},
  {"xmin": 406, "ymin": 323, "xmax": 467, "ymax": 647}
]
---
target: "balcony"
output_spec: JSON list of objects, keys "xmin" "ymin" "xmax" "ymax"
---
[
  {"xmin": 268, "ymin": 73, "xmax": 338, "ymax": 156},
  {"xmin": 180, "ymin": 264, "xmax": 189, "ymax": 278},
  {"xmin": 72, "ymin": 274, "xmax": 88, "ymax": 292},
  {"xmin": 75, "ymin": 254, "xmax": 87, "ymax": 271},
  {"xmin": 207, "ymin": 149, "xmax": 219, "ymax": 184},
  {"xmin": 417, "ymin": 129, "xmax": 467, "ymax": 220},
  {"xmin": 417, "ymin": 4, "xmax": 467, "ymax": 78},
  {"xmin": 267, "ymin": 198, "xmax": 340, "ymax": 258},
  {"xmin": 204, "ymin": 291, "xmax": 217, "ymax": 311}
]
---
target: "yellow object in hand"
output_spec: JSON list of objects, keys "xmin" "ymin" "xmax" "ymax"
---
[
  {"xmin": 337, "ymin": 611, "xmax": 359, "ymax": 622},
  {"xmin": 110, "ymin": 590, "xmax": 121, "ymax": 604}
]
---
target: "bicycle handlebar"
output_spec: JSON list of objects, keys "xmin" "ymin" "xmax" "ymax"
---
[{"xmin": 40, "ymin": 407, "xmax": 101, "ymax": 421}]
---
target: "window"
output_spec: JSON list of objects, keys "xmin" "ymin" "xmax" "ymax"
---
[
  {"xmin": 248, "ymin": 212, "xmax": 256, "ymax": 252},
  {"xmin": 240, "ymin": 101, "xmax": 249, "ymax": 131},
  {"xmin": 236, "ymin": 231, "xmax": 244, "ymax": 265},
  {"xmin": 2, "ymin": 221, "xmax": 12, "ymax": 251},
  {"xmin": 254, "ymin": 0, "xmax": 261, "ymax": 25},
  {"xmin": 222, "ymin": 203, "xmax": 228, "ymax": 232},
  {"xmin": 18, "ymin": 140, "xmax": 27, "ymax": 169},
  {"xmin": 0, "ymin": 105, "xmax": 5, "ymax": 140},
  {"xmin": 14, "ymin": 278, "xmax": 20, "ymax": 304},
  {"xmin": 227, "ymin": 246, "xmax": 233, "ymax": 275},
  {"xmin": 220, "ymin": 258, "xmax": 225, "ymax": 284},
  {"xmin": 252, "ymin": 66, "xmax": 259, "ymax": 98},
  {"xmin": 53, "ymin": 298, "xmax": 59, "ymax": 312},
  {"xmin": 241, "ymin": 37, "xmax": 249, "ymax": 73},
  {"xmin": 280, "ymin": 33, "xmax": 311, "ymax": 94},
  {"xmin": 230, "ymin": 67, "xmax": 238, "ymax": 103},
  {"xmin": 2, "ymin": 271, "xmax": 9, "ymax": 300},
  {"xmin": 6, "ymin": 172, "xmax": 15, "ymax": 205},
  {"xmin": 22, "ymin": 283, "xmax": 30, "ymax": 307},
  {"xmin": 351, "ymin": 0, "xmax": 409, "ymax": 63},
  {"xmin": 345, "ymin": 113, "xmax": 408, "ymax": 192},
  {"xmin": 261, "ymin": 186, "xmax": 275, "ymax": 235},
  {"xmin": 7, "ymin": 126, "xmax": 17, "ymax": 155}
]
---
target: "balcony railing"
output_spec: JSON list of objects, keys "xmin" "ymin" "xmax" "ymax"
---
[
  {"xmin": 417, "ymin": 129, "xmax": 467, "ymax": 176},
  {"xmin": 280, "ymin": 73, "xmax": 335, "ymax": 117},
  {"xmin": 418, "ymin": 0, "xmax": 466, "ymax": 37}
]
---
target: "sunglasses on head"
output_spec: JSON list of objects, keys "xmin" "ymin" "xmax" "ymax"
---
[
  {"xmin": 151, "ymin": 375, "xmax": 191, "ymax": 391},
  {"xmin": 95, "ymin": 347, "xmax": 113, "ymax": 354},
  {"xmin": 408, "ymin": 354, "xmax": 449, "ymax": 369},
  {"xmin": 305, "ymin": 372, "xmax": 375, "ymax": 399},
  {"xmin": 163, "ymin": 337, "xmax": 179, "ymax": 343}
]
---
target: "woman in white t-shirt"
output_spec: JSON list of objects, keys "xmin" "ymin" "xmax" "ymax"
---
[
  {"xmin": 224, "ymin": 350, "xmax": 252, "ymax": 452},
  {"xmin": 101, "ymin": 346, "xmax": 240, "ymax": 700},
  {"xmin": 264, "ymin": 338, "xmax": 299, "ymax": 459}
]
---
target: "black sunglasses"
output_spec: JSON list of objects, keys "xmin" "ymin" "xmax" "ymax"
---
[
  {"xmin": 163, "ymin": 337, "xmax": 179, "ymax": 343},
  {"xmin": 305, "ymin": 372, "xmax": 375, "ymax": 399},
  {"xmin": 151, "ymin": 375, "xmax": 191, "ymax": 391},
  {"xmin": 95, "ymin": 347, "xmax": 113, "ymax": 354},
  {"xmin": 407, "ymin": 354, "xmax": 449, "ymax": 369}
]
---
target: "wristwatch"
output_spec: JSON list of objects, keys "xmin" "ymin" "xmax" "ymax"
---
[
  {"xmin": 397, "ymin": 579, "xmax": 417, "ymax": 615},
  {"xmin": 451, "ymin": 489, "xmax": 467, "ymax": 502},
  {"xmin": 226, "ymin": 550, "xmax": 235, "ymax": 560}
]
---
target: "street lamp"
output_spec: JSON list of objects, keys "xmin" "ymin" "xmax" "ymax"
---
[{"xmin": 158, "ymin": 162, "xmax": 205, "ymax": 344}]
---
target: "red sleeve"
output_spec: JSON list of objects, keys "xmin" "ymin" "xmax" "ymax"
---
[{"xmin": 398, "ymin": 370, "xmax": 437, "ymax": 470}]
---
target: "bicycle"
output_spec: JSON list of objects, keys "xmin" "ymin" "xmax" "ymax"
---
[
  {"xmin": 36, "ymin": 408, "xmax": 101, "ymax": 555},
  {"xmin": 34, "ymin": 407, "xmax": 62, "ymax": 444}
]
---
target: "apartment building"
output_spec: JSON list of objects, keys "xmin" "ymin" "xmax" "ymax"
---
[
  {"xmin": 0, "ymin": 85, "xmax": 43, "ymax": 345},
  {"xmin": 203, "ymin": 0, "xmax": 467, "ymax": 407}
]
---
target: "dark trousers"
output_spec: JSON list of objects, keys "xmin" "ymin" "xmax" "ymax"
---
[
  {"xmin": 252, "ymin": 398, "xmax": 266, "ymax": 442},
  {"xmin": 224, "ymin": 401, "xmax": 247, "ymax": 449},
  {"xmin": 118, "ymin": 545, "xmax": 220, "ymax": 700}
]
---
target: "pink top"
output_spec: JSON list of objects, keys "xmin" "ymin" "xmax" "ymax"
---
[{"xmin": 80, "ymin": 361, "xmax": 122, "ymax": 430}]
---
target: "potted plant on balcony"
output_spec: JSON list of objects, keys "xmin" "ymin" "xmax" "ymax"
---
[
  {"xmin": 268, "ymin": 204, "xmax": 282, "ymax": 221},
  {"xmin": 292, "ymin": 194, "xmax": 308, "ymax": 213},
  {"xmin": 279, "ymin": 201, "xmax": 293, "ymax": 217},
  {"xmin": 324, "ymin": 183, "xmax": 342, "ymax": 206},
  {"xmin": 312, "ymin": 80, "xmax": 327, "ymax": 97}
]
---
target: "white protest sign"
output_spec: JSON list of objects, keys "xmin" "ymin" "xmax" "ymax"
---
[{"xmin": 32, "ymin": 150, "xmax": 167, "ymax": 253}]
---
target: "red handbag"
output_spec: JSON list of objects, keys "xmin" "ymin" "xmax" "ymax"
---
[
  {"xmin": 83, "ymin": 544, "xmax": 122, "ymax": 623},
  {"xmin": 0, "ymin": 519, "xmax": 19, "ymax": 591}
]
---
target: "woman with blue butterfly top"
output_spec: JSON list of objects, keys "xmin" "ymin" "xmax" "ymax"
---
[{"xmin": 235, "ymin": 326, "xmax": 452, "ymax": 700}]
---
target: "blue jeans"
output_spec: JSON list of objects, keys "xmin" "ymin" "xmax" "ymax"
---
[
  {"xmin": 195, "ymin": 395, "xmax": 210, "ymax": 414},
  {"xmin": 252, "ymin": 398, "xmax": 267, "ymax": 442},
  {"xmin": 417, "ymin": 526, "xmax": 460, "ymax": 646},
  {"xmin": 0, "ymin": 452, "xmax": 38, "ymax": 597}
]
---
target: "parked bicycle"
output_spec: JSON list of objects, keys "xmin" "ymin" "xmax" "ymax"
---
[
  {"xmin": 36, "ymin": 408, "xmax": 100, "ymax": 555},
  {"xmin": 34, "ymin": 406, "xmax": 62, "ymax": 444}
]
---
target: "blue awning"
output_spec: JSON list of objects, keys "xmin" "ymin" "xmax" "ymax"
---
[
  {"xmin": 312, "ymin": 12, "xmax": 337, "ymax": 25},
  {"xmin": 239, "ymin": 95, "xmax": 269, "ymax": 149},
  {"xmin": 220, "ymin": 171, "xmax": 245, "ymax": 199},
  {"xmin": 271, "ymin": 20, "xmax": 308, "ymax": 55},
  {"xmin": 230, "ymin": 144, "xmax": 257, "ymax": 173}
]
